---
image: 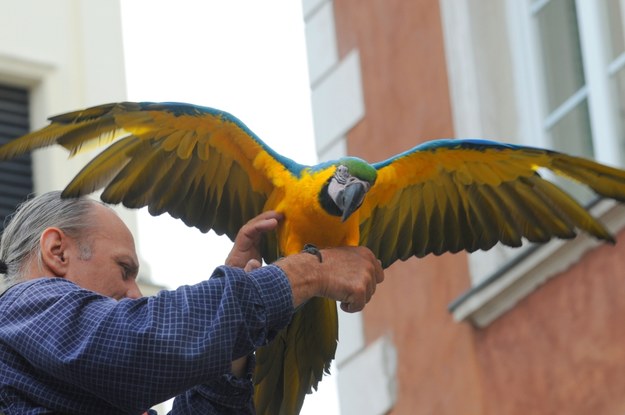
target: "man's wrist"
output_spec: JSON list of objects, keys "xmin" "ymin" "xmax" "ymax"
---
[{"xmin": 274, "ymin": 252, "xmax": 323, "ymax": 308}]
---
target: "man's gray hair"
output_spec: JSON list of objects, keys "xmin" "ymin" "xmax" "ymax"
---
[{"xmin": 0, "ymin": 191, "xmax": 98, "ymax": 292}]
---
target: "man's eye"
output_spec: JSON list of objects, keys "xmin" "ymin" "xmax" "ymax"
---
[{"xmin": 119, "ymin": 264, "xmax": 130, "ymax": 279}]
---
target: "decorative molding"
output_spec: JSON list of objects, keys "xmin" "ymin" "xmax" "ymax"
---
[
  {"xmin": 311, "ymin": 49, "xmax": 364, "ymax": 152},
  {"xmin": 304, "ymin": 1, "xmax": 339, "ymax": 86},
  {"xmin": 0, "ymin": 53, "xmax": 53, "ymax": 88}
]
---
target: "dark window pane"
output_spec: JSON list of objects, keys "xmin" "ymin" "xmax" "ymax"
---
[
  {"xmin": 613, "ymin": 67, "xmax": 625, "ymax": 158},
  {"xmin": 535, "ymin": 0, "xmax": 585, "ymax": 112},
  {"xmin": 0, "ymin": 85, "xmax": 32, "ymax": 232},
  {"xmin": 549, "ymin": 99, "xmax": 595, "ymax": 203}
]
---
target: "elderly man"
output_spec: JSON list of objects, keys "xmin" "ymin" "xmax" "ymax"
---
[{"xmin": 0, "ymin": 191, "xmax": 384, "ymax": 414}]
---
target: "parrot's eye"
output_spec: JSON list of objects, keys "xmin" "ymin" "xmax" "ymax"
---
[{"xmin": 335, "ymin": 165, "xmax": 350, "ymax": 182}]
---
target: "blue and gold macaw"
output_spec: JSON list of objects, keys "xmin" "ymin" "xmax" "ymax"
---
[{"xmin": 2, "ymin": 101, "xmax": 625, "ymax": 414}]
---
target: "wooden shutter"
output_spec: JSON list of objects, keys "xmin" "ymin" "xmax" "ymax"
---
[{"xmin": 0, "ymin": 85, "xmax": 32, "ymax": 231}]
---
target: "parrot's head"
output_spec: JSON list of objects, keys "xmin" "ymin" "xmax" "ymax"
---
[{"xmin": 320, "ymin": 157, "xmax": 377, "ymax": 222}]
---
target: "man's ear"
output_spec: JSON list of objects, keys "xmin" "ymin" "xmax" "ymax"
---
[{"xmin": 40, "ymin": 227, "xmax": 69, "ymax": 277}]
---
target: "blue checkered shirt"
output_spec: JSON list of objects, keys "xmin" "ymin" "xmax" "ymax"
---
[{"xmin": 0, "ymin": 264, "xmax": 294, "ymax": 414}]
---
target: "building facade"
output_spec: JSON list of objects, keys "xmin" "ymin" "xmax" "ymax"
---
[
  {"xmin": 0, "ymin": 0, "xmax": 127, "ymax": 192},
  {"xmin": 0, "ymin": 0, "xmax": 133, "ymax": 221},
  {"xmin": 0, "ymin": 1, "xmax": 165, "ymax": 409},
  {"xmin": 0, "ymin": 1, "xmax": 165, "ymax": 292},
  {"xmin": 4, "ymin": 1, "xmax": 625, "ymax": 413},
  {"xmin": 303, "ymin": 0, "xmax": 625, "ymax": 414}
]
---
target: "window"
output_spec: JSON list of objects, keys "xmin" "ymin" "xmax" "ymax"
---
[
  {"xmin": 528, "ymin": 0, "xmax": 625, "ymax": 160},
  {"xmin": 527, "ymin": 0, "xmax": 624, "ymax": 201},
  {"xmin": 0, "ymin": 84, "xmax": 32, "ymax": 231},
  {"xmin": 605, "ymin": 0, "xmax": 625, "ymax": 154},
  {"xmin": 443, "ymin": 0, "xmax": 625, "ymax": 325},
  {"xmin": 470, "ymin": 0, "xmax": 625, "ymax": 282},
  {"xmin": 534, "ymin": 0, "xmax": 592, "ymax": 157}
]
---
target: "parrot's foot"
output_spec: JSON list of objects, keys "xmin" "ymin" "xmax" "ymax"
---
[{"xmin": 302, "ymin": 243, "xmax": 323, "ymax": 263}]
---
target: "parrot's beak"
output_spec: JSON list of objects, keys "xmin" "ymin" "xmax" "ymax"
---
[{"xmin": 341, "ymin": 181, "xmax": 368, "ymax": 222}]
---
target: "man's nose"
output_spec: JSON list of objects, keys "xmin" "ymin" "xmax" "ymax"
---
[{"xmin": 126, "ymin": 280, "xmax": 143, "ymax": 299}]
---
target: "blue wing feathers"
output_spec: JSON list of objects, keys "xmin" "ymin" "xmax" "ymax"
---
[
  {"xmin": 50, "ymin": 101, "xmax": 308, "ymax": 177},
  {"xmin": 372, "ymin": 138, "xmax": 547, "ymax": 170}
]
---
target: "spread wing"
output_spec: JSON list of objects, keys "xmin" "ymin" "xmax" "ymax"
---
[
  {"xmin": 359, "ymin": 139, "xmax": 625, "ymax": 267},
  {"xmin": 0, "ymin": 102, "xmax": 305, "ymax": 261}
]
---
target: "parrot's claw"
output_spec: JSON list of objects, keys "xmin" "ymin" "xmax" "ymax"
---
[{"xmin": 302, "ymin": 243, "xmax": 323, "ymax": 263}]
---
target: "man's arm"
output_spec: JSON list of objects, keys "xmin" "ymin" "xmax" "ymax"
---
[
  {"xmin": 226, "ymin": 210, "xmax": 385, "ymax": 311},
  {"xmin": 0, "ymin": 263, "xmax": 294, "ymax": 414},
  {"xmin": 170, "ymin": 211, "xmax": 385, "ymax": 413},
  {"xmin": 276, "ymin": 246, "xmax": 384, "ymax": 311},
  {"xmin": 224, "ymin": 211, "xmax": 384, "ymax": 377}
]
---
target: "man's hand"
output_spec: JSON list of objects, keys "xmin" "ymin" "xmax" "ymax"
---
[
  {"xmin": 226, "ymin": 214, "xmax": 385, "ymax": 374},
  {"xmin": 231, "ymin": 355, "xmax": 249, "ymax": 378},
  {"xmin": 227, "ymin": 212, "xmax": 282, "ymax": 378},
  {"xmin": 276, "ymin": 246, "xmax": 385, "ymax": 312},
  {"xmin": 318, "ymin": 247, "xmax": 385, "ymax": 313},
  {"xmin": 225, "ymin": 211, "xmax": 282, "ymax": 269}
]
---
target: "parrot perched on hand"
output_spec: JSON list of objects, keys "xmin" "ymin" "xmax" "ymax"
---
[{"xmin": 2, "ymin": 101, "xmax": 625, "ymax": 414}]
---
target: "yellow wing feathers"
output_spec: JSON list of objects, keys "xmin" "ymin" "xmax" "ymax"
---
[
  {"xmin": 4, "ymin": 104, "xmax": 625, "ymax": 415},
  {"xmin": 361, "ymin": 141, "xmax": 625, "ymax": 267},
  {"xmin": 0, "ymin": 102, "xmax": 300, "ymax": 243}
]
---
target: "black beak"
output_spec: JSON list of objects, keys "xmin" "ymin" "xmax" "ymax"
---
[{"xmin": 341, "ymin": 182, "xmax": 367, "ymax": 222}]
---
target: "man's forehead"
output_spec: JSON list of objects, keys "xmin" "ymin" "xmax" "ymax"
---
[
  {"xmin": 90, "ymin": 203, "xmax": 130, "ymax": 230},
  {"xmin": 89, "ymin": 204, "xmax": 136, "ymax": 247}
]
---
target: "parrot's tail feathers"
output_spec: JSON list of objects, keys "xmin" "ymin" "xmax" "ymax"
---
[
  {"xmin": 255, "ymin": 333, "xmax": 287, "ymax": 415},
  {"xmin": 254, "ymin": 297, "xmax": 338, "ymax": 415}
]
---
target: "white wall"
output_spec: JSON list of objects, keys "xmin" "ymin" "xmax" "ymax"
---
[
  {"xmin": 0, "ymin": 5, "xmax": 169, "ymax": 412},
  {"xmin": 0, "ymin": 0, "xmax": 138, "ymax": 241}
]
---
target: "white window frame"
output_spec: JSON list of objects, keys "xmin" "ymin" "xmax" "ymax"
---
[
  {"xmin": 511, "ymin": 0, "xmax": 623, "ymax": 166},
  {"xmin": 442, "ymin": 0, "xmax": 625, "ymax": 326}
]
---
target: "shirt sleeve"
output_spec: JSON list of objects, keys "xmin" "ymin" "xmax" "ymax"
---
[
  {"xmin": 0, "ymin": 264, "xmax": 294, "ymax": 414},
  {"xmin": 168, "ymin": 354, "xmax": 256, "ymax": 414}
]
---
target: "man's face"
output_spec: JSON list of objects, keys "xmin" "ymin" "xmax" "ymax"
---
[{"xmin": 63, "ymin": 203, "xmax": 142, "ymax": 300}]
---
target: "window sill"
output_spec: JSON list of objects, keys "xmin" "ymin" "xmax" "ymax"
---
[{"xmin": 448, "ymin": 199, "xmax": 625, "ymax": 328}]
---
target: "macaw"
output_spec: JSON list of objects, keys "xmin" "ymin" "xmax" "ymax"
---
[{"xmin": 2, "ymin": 101, "xmax": 625, "ymax": 414}]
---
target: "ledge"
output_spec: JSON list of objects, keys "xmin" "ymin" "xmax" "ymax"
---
[{"xmin": 449, "ymin": 199, "xmax": 625, "ymax": 328}]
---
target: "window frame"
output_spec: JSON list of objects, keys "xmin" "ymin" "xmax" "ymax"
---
[
  {"xmin": 442, "ymin": 0, "xmax": 625, "ymax": 326},
  {"xmin": 514, "ymin": 0, "xmax": 624, "ymax": 166}
]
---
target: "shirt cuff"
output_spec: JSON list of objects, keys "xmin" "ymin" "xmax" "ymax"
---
[{"xmin": 246, "ymin": 264, "xmax": 294, "ymax": 340}]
